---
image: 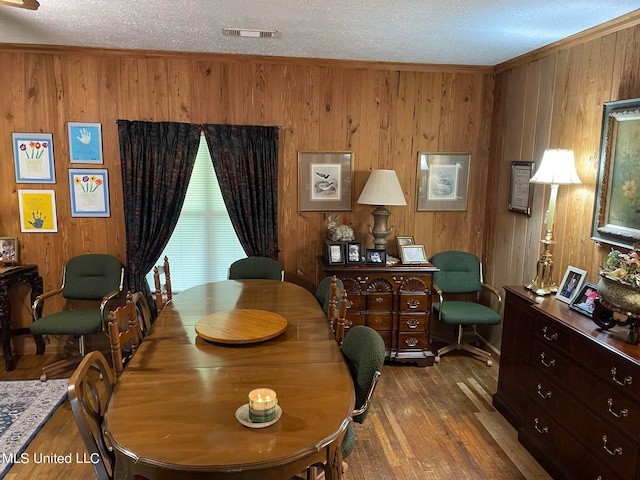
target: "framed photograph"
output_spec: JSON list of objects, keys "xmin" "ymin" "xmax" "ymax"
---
[
  {"xmin": 396, "ymin": 236, "xmax": 414, "ymax": 253},
  {"xmin": 592, "ymin": 98, "xmax": 640, "ymax": 249},
  {"xmin": 12, "ymin": 132, "xmax": 56, "ymax": 183},
  {"xmin": 365, "ymin": 248, "xmax": 386, "ymax": 265},
  {"xmin": 416, "ymin": 152, "xmax": 470, "ymax": 211},
  {"xmin": 68, "ymin": 122, "xmax": 103, "ymax": 164},
  {"xmin": 326, "ymin": 241, "xmax": 345, "ymax": 265},
  {"xmin": 68, "ymin": 169, "xmax": 110, "ymax": 217},
  {"xmin": 18, "ymin": 190, "xmax": 58, "ymax": 233},
  {"xmin": 400, "ymin": 244, "xmax": 428, "ymax": 264},
  {"xmin": 569, "ymin": 282, "xmax": 599, "ymax": 318},
  {"xmin": 346, "ymin": 241, "xmax": 362, "ymax": 264},
  {"xmin": 298, "ymin": 151, "xmax": 353, "ymax": 212},
  {"xmin": 556, "ymin": 266, "xmax": 587, "ymax": 304},
  {"xmin": 0, "ymin": 237, "xmax": 18, "ymax": 265},
  {"xmin": 509, "ymin": 161, "xmax": 535, "ymax": 215}
]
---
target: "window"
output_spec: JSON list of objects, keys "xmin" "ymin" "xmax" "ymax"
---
[{"xmin": 146, "ymin": 134, "xmax": 246, "ymax": 292}]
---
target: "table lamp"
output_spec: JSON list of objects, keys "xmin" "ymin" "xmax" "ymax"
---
[
  {"xmin": 357, "ymin": 169, "xmax": 407, "ymax": 250},
  {"xmin": 526, "ymin": 149, "xmax": 582, "ymax": 295}
]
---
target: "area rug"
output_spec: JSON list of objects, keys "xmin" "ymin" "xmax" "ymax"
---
[{"xmin": 0, "ymin": 379, "xmax": 68, "ymax": 479}]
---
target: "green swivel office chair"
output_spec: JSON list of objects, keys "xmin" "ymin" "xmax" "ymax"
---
[
  {"xmin": 430, "ymin": 251, "xmax": 502, "ymax": 367},
  {"xmin": 30, "ymin": 254, "xmax": 125, "ymax": 381},
  {"xmin": 228, "ymin": 256, "xmax": 284, "ymax": 281}
]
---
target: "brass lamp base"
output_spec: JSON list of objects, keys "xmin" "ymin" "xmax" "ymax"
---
[
  {"xmin": 526, "ymin": 239, "xmax": 557, "ymax": 295},
  {"xmin": 368, "ymin": 205, "xmax": 393, "ymax": 250}
]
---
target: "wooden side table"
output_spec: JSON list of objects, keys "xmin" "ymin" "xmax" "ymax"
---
[
  {"xmin": 0, "ymin": 265, "xmax": 44, "ymax": 370},
  {"xmin": 322, "ymin": 259, "xmax": 438, "ymax": 366}
]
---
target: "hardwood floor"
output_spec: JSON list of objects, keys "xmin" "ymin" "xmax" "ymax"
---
[{"xmin": 0, "ymin": 350, "xmax": 550, "ymax": 480}]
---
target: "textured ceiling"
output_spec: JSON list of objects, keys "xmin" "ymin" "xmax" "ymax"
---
[{"xmin": 0, "ymin": 1, "xmax": 638, "ymax": 66}]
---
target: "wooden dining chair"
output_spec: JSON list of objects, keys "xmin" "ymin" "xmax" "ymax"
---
[
  {"xmin": 68, "ymin": 350, "xmax": 116, "ymax": 480},
  {"xmin": 326, "ymin": 277, "xmax": 348, "ymax": 343},
  {"xmin": 107, "ymin": 291, "xmax": 141, "ymax": 375},
  {"xmin": 153, "ymin": 255, "xmax": 172, "ymax": 313}
]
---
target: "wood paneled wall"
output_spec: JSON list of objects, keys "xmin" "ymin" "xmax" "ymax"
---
[
  {"xmin": 484, "ymin": 15, "xmax": 640, "ymax": 347},
  {"xmin": 0, "ymin": 46, "xmax": 494, "ymax": 352}
]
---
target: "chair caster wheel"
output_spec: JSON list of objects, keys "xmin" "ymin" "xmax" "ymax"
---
[
  {"xmin": 434, "ymin": 356, "xmax": 441, "ymax": 364},
  {"xmin": 486, "ymin": 359, "xmax": 492, "ymax": 367},
  {"xmin": 40, "ymin": 373, "xmax": 48, "ymax": 382}
]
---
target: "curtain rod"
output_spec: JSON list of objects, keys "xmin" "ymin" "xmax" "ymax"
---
[{"xmin": 114, "ymin": 120, "xmax": 284, "ymax": 129}]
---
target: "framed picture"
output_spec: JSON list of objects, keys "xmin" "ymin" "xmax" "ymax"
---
[
  {"xmin": 396, "ymin": 236, "xmax": 414, "ymax": 253},
  {"xmin": 18, "ymin": 190, "xmax": 58, "ymax": 233},
  {"xmin": 592, "ymin": 98, "xmax": 640, "ymax": 249},
  {"xmin": 68, "ymin": 169, "xmax": 110, "ymax": 217},
  {"xmin": 346, "ymin": 241, "xmax": 362, "ymax": 264},
  {"xmin": 569, "ymin": 282, "xmax": 599, "ymax": 318},
  {"xmin": 365, "ymin": 248, "xmax": 386, "ymax": 265},
  {"xmin": 298, "ymin": 151, "xmax": 353, "ymax": 212},
  {"xmin": 556, "ymin": 266, "xmax": 587, "ymax": 304},
  {"xmin": 68, "ymin": 122, "xmax": 103, "ymax": 164},
  {"xmin": 509, "ymin": 161, "xmax": 535, "ymax": 215},
  {"xmin": 326, "ymin": 241, "xmax": 345, "ymax": 265},
  {"xmin": 400, "ymin": 244, "xmax": 428, "ymax": 264},
  {"xmin": 416, "ymin": 152, "xmax": 470, "ymax": 211},
  {"xmin": 0, "ymin": 237, "xmax": 18, "ymax": 265},
  {"xmin": 12, "ymin": 132, "xmax": 56, "ymax": 183}
]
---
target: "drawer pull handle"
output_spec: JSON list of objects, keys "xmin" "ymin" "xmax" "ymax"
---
[
  {"xmin": 345, "ymin": 300, "xmax": 353, "ymax": 309},
  {"xmin": 602, "ymin": 435, "xmax": 623, "ymax": 456},
  {"xmin": 607, "ymin": 398, "xmax": 629, "ymax": 418},
  {"xmin": 406, "ymin": 299, "xmax": 420, "ymax": 309},
  {"xmin": 533, "ymin": 417, "xmax": 548, "ymax": 434},
  {"xmin": 611, "ymin": 367, "xmax": 633, "ymax": 386},
  {"xmin": 405, "ymin": 337, "xmax": 418, "ymax": 347},
  {"xmin": 542, "ymin": 326, "xmax": 557, "ymax": 342},
  {"xmin": 375, "ymin": 297, "xmax": 384, "ymax": 303},
  {"xmin": 405, "ymin": 318, "xmax": 420, "ymax": 329},
  {"xmin": 536, "ymin": 383, "xmax": 552, "ymax": 399},
  {"xmin": 539, "ymin": 352, "xmax": 555, "ymax": 368}
]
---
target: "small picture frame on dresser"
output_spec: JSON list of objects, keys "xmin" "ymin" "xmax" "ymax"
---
[
  {"xmin": 569, "ymin": 282, "xmax": 598, "ymax": 318},
  {"xmin": 326, "ymin": 241, "xmax": 345, "ymax": 265},
  {"xmin": 346, "ymin": 242, "xmax": 362, "ymax": 263},
  {"xmin": 365, "ymin": 249, "xmax": 386, "ymax": 264},
  {"xmin": 0, "ymin": 237, "xmax": 18, "ymax": 265},
  {"xmin": 556, "ymin": 266, "xmax": 587, "ymax": 304}
]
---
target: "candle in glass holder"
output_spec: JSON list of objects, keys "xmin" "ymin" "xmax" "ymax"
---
[{"xmin": 248, "ymin": 388, "xmax": 278, "ymax": 423}]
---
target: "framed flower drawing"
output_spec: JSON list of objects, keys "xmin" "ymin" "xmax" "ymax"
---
[
  {"xmin": 68, "ymin": 169, "xmax": 110, "ymax": 217},
  {"xmin": 12, "ymin": 133, "xmax": 56, "ymax": 183}
]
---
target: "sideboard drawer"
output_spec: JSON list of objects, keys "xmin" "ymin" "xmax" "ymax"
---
[
  {"xmin": 399, "ymin": 293, "xmax": 429, "ymax": 313},
  {"xmin": 397, "ymin": 332, "xmax": 428, "ymax": 351},
  {"xmin": 366, "ymin": 292, "xmax": 393, "ymax": 311},
  {"xmin": 398, "ymin": 314, "xmax": 426, "ymax": 332},
  {"xmin": 366, "ymin": 312, "xmax": 393, "ymax": 331}
]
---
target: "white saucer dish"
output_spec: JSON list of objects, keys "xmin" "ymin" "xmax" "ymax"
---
[{"xmin": 235, "ymin": 403, "xmax": 282, "ymax": 428}]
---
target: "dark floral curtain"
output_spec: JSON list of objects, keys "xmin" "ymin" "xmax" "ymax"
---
[
  {"xmin": 202, "ymin": 125, "xmax": 279, "ymax": 259},
  {"xmin": 117, "ymin": 120, "xmax": 200, "ymax": 315}
]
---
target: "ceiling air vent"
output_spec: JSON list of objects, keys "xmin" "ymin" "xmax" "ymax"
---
[{"xmin": 223, "ymin": 28, "xmax": 278, "ymax": 38}]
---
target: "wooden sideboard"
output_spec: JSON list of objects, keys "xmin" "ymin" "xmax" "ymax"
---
[
  {"xmin": 322, "ymin": 260, "xmax": 438, "ymax": 366},
  {"xmin": 494, "ymin": 285, "xmax": 640, "ymax": 480}
]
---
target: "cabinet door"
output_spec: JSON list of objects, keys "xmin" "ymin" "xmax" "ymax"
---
[{"xmin": 493, "ymin": 289, "xmax": 534, "ymax": 428}]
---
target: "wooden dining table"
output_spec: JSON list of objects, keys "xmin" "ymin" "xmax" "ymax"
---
[{"xmin": 104, "ymin": 280, "xmax": 355, "ymax": 480}]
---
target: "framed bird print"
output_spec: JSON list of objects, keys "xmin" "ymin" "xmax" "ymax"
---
[{"xmin": 298, "ymin": 151, "xmax": 353, "ymax": 211}]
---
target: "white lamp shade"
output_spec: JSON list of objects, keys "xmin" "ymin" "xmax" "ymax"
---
[
  {"xmin": 530, "ymin": 149, "xmax": 582, "ymax": 185},
  {"xmin": 357, "ymin": 170, "xmax": 407, "ymax": 206}
]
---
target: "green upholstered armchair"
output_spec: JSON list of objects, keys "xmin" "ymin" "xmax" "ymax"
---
[
  {"xmin": 228, "ymin": 256, "xmax": 284, "ymax": 281},
  {"xmin": 30, "ymin": 253, "xmax": 125, "ymax": 381},
  {"xmin": 430, "ymin": 251, "xmax": 502, "ymax": 367},
  {"xmin": 314, "ymin": 275, "xmax": 344, "ymax": 313},
  {"xmin": 305, "ymin": 325, "xmax": 385, "ymax": 479}
]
